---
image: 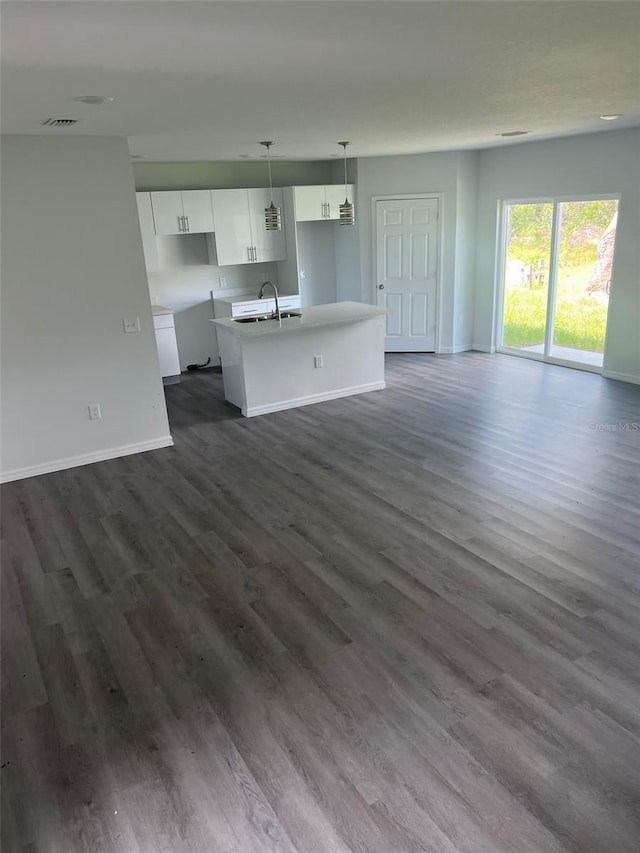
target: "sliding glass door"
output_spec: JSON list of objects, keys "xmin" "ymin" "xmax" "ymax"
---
[{"xmin": 499, "ymin": 198, "xmax": 618, "ymax": 371}]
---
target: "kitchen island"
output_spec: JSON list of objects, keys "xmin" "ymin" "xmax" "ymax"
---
[{"xmin": 211, "ymin": 301, "xmax": 387, "ymax": 416}]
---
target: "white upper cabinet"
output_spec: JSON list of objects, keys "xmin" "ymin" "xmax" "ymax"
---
[
  {"xmin": 135, "ymin": 193, "xmax": 160, "ymax": 272},
  {"xmin": 151, "ymin": 191, "xmax": 184, "ymax": 235},
  {"xmin": 293, "ymin": 186, "xmax": 326, "ymax": 222},
  {"xmin": 324, "ymin": 185, "xmax": 350, "ymax": 220},
  {"xmin": 150, "ymin": 190, "xmax": 214, "ymax": 235},
  {"xmin": 249, "ymin": 188, "xmax": 286, "ymax": 263},
  {"xmin": 210, "ymin": 189, "xmax": 254, "ymax": 265},
  {"xmin": 293, "ymin": 185, "xmax": 354, "ymax": 222},
  {"xmin": 181, "ymin": 190, "xmax": 215, "ymax": 233},
  {"xmin": 210, "ymin": 188, "xmax": 286, "ymax": 266}
]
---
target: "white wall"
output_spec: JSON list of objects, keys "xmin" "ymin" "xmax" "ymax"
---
[
  {"xmin": 474, "ymin": 128, "xmax": 640, "ymax": 382},
  {"xmin": 134, "ymin": 160, "xmax": 334, "ymax": 192},
  {"xmin": 454, "ymin": 151, "xmax": 479, "ymax": 351},
  {"xmin": 355, "ymin": 151, "xmax": 478, "ymax": 352},
  {"xmin": 331, "ymin": 158, "xmax": 362, "ymax": 302},
  {"xmin": 295, "ymin": 222, "xmax": 337, "ymax": 307},
  {"xmin": 1, "ymin": 136, "xmax": 172, "ymax": 482}
]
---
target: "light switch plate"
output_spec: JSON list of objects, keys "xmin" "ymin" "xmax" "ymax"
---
[{"xmin": 123, "ymin": 317, "xmax": 141, "ymax": 333}]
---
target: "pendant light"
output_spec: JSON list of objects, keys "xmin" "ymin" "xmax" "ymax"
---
[
  {"xmin": 260, "ymin": 141, "xmax": 282, "ymax": 231},
  {"xmin": 338, "ymin": 141, "xmax": 355, "ymax": 225}
]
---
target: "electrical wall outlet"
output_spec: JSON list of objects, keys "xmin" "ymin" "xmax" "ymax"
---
[
  {"xmin": 314, "ymin": 355, "xmax": 323, "ymax": 369},
  {"xmin": 123, "ymin": 317, "xmax": 141, "ymax": 333},
  {"xmin": 219, "ymin": 275, "xmax": 227, "ymax": 289},
  {"xmin": 88, "ymin": 403, "xmax": 102, "ymax": 420}
]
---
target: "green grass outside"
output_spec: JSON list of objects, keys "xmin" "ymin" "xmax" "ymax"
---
[{"xmin": 503, "ymin": 265, "xmax": 608, "ymax": 353}]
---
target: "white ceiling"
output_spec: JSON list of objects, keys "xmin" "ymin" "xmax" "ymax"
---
[{"xmin": 2, "ymin": 0, "xmax": 639, "ymax": 161}]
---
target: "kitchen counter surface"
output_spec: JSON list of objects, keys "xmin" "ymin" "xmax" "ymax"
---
[
  {"xmin": 151, "ymin": 304, "xmax": 174, "ymax": 316},
  {"xmin": 211, "ymin": 301, "xmax": 387, "ymax": 338}
]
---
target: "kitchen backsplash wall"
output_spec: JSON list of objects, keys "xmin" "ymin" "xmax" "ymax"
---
[{"xmin": 147, "ymin": 234, "xmax": 277, "ymax": 370}]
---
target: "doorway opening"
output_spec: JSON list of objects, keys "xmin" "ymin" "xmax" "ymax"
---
[{"xmin": 498, "ymin": 198, "xmax": 619, "ymax": 371}]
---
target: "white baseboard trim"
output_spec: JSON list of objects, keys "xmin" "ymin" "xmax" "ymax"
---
[
  {"xmin": 602, "ymin": 370, "xmax": 640, "ymax": 386},
  {"xmin": 438, "ymin": 344, "xmax": 473, "ymax": 354},
  {"xmin": 472, "ymin": 344, "xmax": 496, "ymax": 353},
  {"xmin": 243, "ymin": 381, "xmax": 386, "ymax": 417},
  {"xmin": 0, "ymin": 435, "xmax": 174, "ymax": 484}
]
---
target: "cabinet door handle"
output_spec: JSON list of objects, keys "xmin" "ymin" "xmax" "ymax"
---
[
  {"xmin": 177, "ymin": 215, "xmax": 183, "ymax": 232},
  {"xmin": 247, "ymin": 246, "xmax": 253, "ymax": 262},
  {"xmin": 253, "ymin": 246, "xmax": 258, "ymax": 262},
  {"xmin": 184, "ymin": 215, "xmax": 190, "ymax": 232}
]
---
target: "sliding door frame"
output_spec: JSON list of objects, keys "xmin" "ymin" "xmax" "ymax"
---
[{"xmin": 496, "ymin": 193, "xmax": 620, "ymax": 375}]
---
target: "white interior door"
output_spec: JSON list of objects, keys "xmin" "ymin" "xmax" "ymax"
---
[{"xmin": 376, "ymin": 197, "xmax": 438, "ymax": 351}]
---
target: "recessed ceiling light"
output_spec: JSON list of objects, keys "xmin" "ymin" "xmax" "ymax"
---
[
  {"xmin": 130, "ymin": 154, "xmax": 149, "ymax": 160},
  {"xmin": 600, "ymin": 114, "xmax": 623, "ymax": 121},
  {"xmin": 72, "ymin": 95, "xmax": 115, "ymax": 105},
  {"xmin": 497, "ymin": 130, "xmax": 529, "ymax": 137}
]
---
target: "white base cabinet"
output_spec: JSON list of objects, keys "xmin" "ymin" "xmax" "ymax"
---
[
  {"xmin": 212, "ymin": 303, "xmax": 386, "ymax": 417},
  {"xmin": 152, "ymin": 308, "xmax": 181, "ymax": 382}
]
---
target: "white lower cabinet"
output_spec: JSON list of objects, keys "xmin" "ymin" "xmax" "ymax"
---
[
  {"xmin": 210, "ymin": 188, "xmax": 286, "ymax": 266},
  {"xmin": 153, "ymin": 309, "xmax": 181, "ymax": 382}
]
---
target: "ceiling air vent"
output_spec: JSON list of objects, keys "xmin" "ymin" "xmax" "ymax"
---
[{"xmin": 40, "ymin": 118, "xmax": 79, "ymax": 128}]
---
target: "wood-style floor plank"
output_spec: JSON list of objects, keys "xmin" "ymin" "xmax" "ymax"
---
[{"xmin": 2, "ymin": 352, "xmax": 640, "ymax": 852}]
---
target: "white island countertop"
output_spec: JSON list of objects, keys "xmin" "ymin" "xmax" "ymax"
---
[{"xmin": 211, "ymin": 301, "xmax": 387, "ymax": 338}]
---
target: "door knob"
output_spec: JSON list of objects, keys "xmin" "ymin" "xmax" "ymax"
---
[{"xmin": 378, "ymin": 284, "xmax": 385, "ymax": 290}]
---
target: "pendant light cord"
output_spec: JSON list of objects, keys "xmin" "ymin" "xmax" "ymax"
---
[{"xmin": 267, "ymin": 146, "xmax": 274, "ymax": 205}]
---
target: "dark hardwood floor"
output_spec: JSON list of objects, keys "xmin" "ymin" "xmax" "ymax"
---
[{"xmin": 2, "ymin": 352, "xmax": 640, "ymax": 853}]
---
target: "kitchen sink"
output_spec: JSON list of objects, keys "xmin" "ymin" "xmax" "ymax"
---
[{"xmin": 233, "ymin": 311, "xmax": 301, "ymax": 323}]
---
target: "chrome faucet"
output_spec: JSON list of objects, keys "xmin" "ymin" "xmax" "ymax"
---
[{"xmin": 258, "ymin": 280, "xmax": 281, "ymax": 323}]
